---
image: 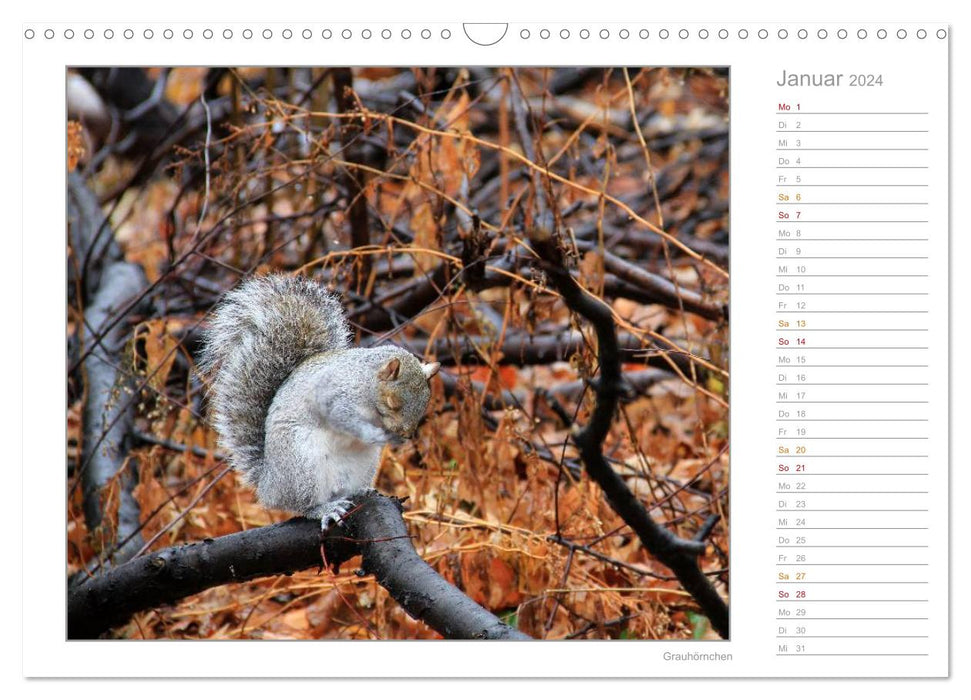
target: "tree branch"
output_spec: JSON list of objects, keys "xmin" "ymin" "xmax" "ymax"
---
[
  {"xmin": 393, "ymin": 329, "xmax": 700, "ymax": 374},
  {"xmin": 67, "ymin": 492, "xmax": 531, "ymax": 640},
  {"xmin": 575, "ymin": 239, "xmax": 727, "ymax": 322},
  {"xmin": 530, "ymin": 228, "xmax": 729, "ymax": 639}
]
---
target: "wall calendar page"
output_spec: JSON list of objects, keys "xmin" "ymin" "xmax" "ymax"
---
[{"xmin": 16, "ymin": 1, "xmax": 959, "ymax": 689}]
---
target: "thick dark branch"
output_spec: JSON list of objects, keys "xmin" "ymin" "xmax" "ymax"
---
[
  {"xmin": 531, "ymin": 230, "xmax": 729, "ymax": 639},
  {"xmin": 68, "ymin": 492, "xmax": 531, "ymax": 640},
  {"xmin": 352, "ymin": 237, "xmax": 723, "ymax": 337},
  {"xmin": 549, "ymin": 368, "xmax": 669, "ymax": 403},
  {"xmin": 396, "ymin": 329, "xmax": 630, "ymax": 366},
  {"xmin": 435, "ymin": 367, "xmax": 664, "ymax": 413},
  {"xmin": 77, "ymin": 68, "xmax": 180, "ymax": 157},
  {"xmin": 437, "ymin": 369, "xmax": 524, "ymax": 411},
  {"xmin": 394, "ymin": 329, "xmax": 707, "ymax": 381},
  {"xmin": 492, "ymin": 238, "xmax": 724, "ymax": 322},
  {"xmin": 355, "ymin": 263, "xmax": 452, "ymax": 332},
  {"xmin": 78, "ymin": 68, "xmax": 232, "ymax": 176},
  {"xmin": 575, "ymin": 239, "xmax": 727, "ymax": 322}
]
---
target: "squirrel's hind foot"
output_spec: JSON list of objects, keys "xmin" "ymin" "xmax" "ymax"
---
[{"xmin": 307, "ymin": 499, "xmax": 355, "ymax": 530}]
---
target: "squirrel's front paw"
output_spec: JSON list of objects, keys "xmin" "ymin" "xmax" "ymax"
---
[
  {"xmin": 386, "ymin": 432, "xmax": 406, "ymax": 446},
  {"xmin": 307, "ymin": 499, "xmax": 355, "ymax": 530},
  {"xmin": 355, "ymin": 423, "xmax": 393, "ymax": 445},
  {"xmin": 362, "ymin": 425, "xmax": 404, "ymax": 446}
]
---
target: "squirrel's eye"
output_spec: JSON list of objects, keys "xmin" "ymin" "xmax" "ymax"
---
[{"xmin": 385, "ymin": 395, "xmax": 403, "ymax": 410}]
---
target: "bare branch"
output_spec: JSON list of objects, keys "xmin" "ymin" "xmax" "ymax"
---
[
  {"xmin": 68, "ymin": 492, "xmax": 532, "ymax": 640},
  {"xmin": 530, "ymin": 228, "xmax": 729, "ymax": 638}
]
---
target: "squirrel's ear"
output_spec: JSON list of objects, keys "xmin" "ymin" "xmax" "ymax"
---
[
  {"xmin": 378, "ymin": 358, "xmax": 401, "ymax": 381},
  {"xmin": 421, "ymin": 361, "xmax": 441, "ymax": 379}
]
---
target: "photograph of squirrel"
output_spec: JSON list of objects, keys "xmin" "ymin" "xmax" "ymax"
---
[{"xmin": 198, "ymin": 274, "xmax": 440, "ymax": 528}]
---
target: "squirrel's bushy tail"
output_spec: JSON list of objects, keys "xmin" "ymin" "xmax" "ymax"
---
[{"xmin": 198, "ymin": 274, "xmax": 350, "ymax": 482}]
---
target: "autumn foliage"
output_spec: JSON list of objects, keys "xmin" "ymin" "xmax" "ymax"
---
[{"xmin": 68, "ymin": 67, "xmax": 729, "ymax": 639}]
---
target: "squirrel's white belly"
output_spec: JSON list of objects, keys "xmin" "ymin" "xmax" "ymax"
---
[{"xmin": 305, "ymin": 426, "xmax": 382, "ymax": 502}]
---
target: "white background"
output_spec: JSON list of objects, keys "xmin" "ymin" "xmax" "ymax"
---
[{"xmin": 7, "ymin": 0, "xmax": 968, "ymax": 695}]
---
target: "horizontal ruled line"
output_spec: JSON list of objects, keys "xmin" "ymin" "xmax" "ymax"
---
[
  {"xmin": 776, "ymin": 636, "xmax": 929, "ymax": 639},
  {"xmin": 773, "ymin": 220, "xmax": 929, "ymax": 222},
  {"xmin": 775, "ymin": 616, "xmax": 930, "ymax": 624},
  {"xmin": 775, "ymin": 239, "xmax": 930, "ymax": 242},
  {"xmin": 775, "ymin": 148, "xmax": 928, "ymax": 151},
  {"xmin": 777, "ymin": 401, "xmax": 928, "ymax": 404},
  {"xmin": 777, "ymin": 402, "xmax": 928, "ymax": 405},
  {"xmin": 775, "ymin": 618, "xmax": 927, "ymax": 622},
  {"xmin": 776, "ymin": 184, "xmax": 928, "ymax": 187},
  {"xmin": 777, "ymin": 202, "xmax": 929, "ymax": 205},
  {"xmin": 774, "ymin": 330, "xmax": 929, "ymax": 332},
  {"xmin": 775, "ymin": 166, "xmax": 929, "ymax": 169},
  {"xmin": 775, "ymin": 382, "xmax": 928, "ymax": 385},
  {"xmin": 776, "ymin": 652, "xmax": 930, "ymax": 656},
  {"xmin": 774, "ymin": 599, "xmax": 929, "ymax": 602},
  {"xmin": 775, "ymin": 111, "xmax": 927, "ymax": 114},
  {"xmin": 775, "ymin": 418, "xmax": 928, "ymax": 421},
  {"xmin": 776, "ymin": 311, "xmax": 928, "ymax": 314},
  {"xmin": 776, "ymin": 563, "xmax": 928, "ymax": 566},
  {"xmin": 774, "ymin": 112, "xmax": 928, "ymax": 115},
  {"xmin": 776, "ymin": 130, "xmax": 928, "ymax": 133},
  {"xmin": 775, "ymin": 546, "xmax": 929, "ymax": 548}
]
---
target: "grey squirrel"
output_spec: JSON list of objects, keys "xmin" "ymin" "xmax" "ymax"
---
[{"xmin": 198, "ymin": 274, "xmax": 440, "ymax": 528}]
